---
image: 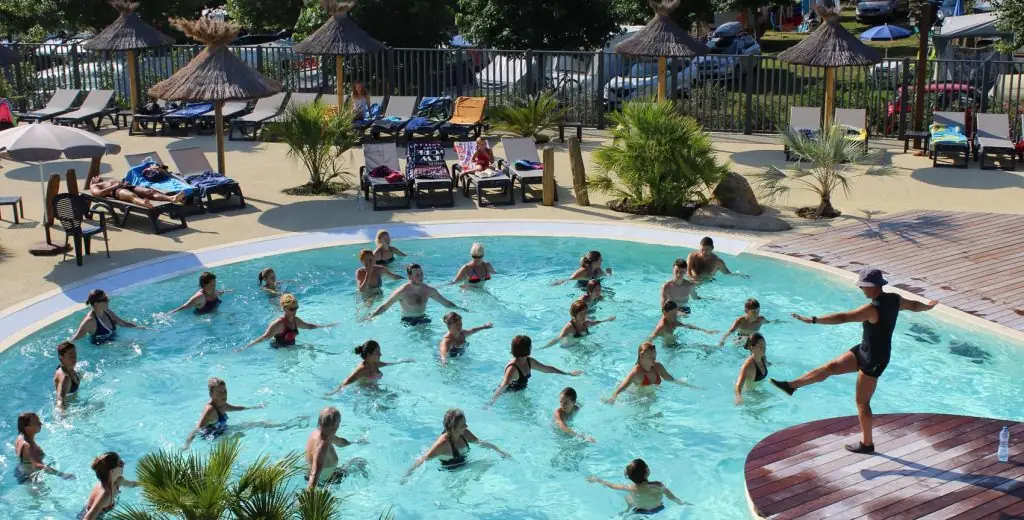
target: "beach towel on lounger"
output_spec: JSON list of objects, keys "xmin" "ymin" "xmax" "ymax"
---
[
  {"xmin": 124, "ymin": 158, "xmax": 194, "ymax": 196},
  {"xmin": 172, "ymin": 103, "xmax": 214, "ymax": 118},
  {"xmin": 929, "ymin": 124, "xmax": 967, "ymax": 146},
  {"xmin": 184, "ymin": 170, "xmax": 235, "ymax": 198},
  {"xmin": 406, "ymin": 142, "xmax": 449, "ymax": 180},
  {"xmin": 842, "ymin": 125, "xmax": 867, "ymax": 142}
]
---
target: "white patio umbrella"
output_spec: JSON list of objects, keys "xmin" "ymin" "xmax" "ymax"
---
[{"xmin": 0, "ymin": 124, "xmax": 121, "ymax": 242}]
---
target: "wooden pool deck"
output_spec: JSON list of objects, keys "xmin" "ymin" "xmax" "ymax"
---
[
  {"xmin": 759, "ymin": 210, "xmax": 1024, "ymax": 333},
  {"xmin": 744, "ymin": 413, "xmax": 1023, "ymax": 519}
]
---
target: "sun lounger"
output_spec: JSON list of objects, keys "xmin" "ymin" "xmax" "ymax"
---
[
  {"xmin": 53, "ymin": 90, "xmax": 117, "ymax": 130},
  {"xmin": 369, "ymin": 96, "xmax": 419, "ymax": 140},
  {"xmin": 195, "ymin": 101, "xmax": 249, "ymax": 136},
  {"xmin": 229, "ymin": 92, "xmax": 287, "ymax": 141},
  {"xmin": 359, "ymin": 143, "xmax": 411, "ymax": 211},
  {"xmin": 973, "ymin": 113, "xmax": 1016, "ymax": 170},
  {"xmin": 928, "ymin": 111, "xmax": 970, "ymax": 169},
  {"xmin": 499, "ymin": 137, "xmax": 556, "ymax": 203},
  {"xmin": 785, "ymin": 106, "xmax": 821, "ymax": 161},
  {"xmin": 128, "ymin": 99, "xmax": 171, "ymax": 136},
  {"xmin": 261, "ymin": 93, "xmax": 321, "ymax": 141},
  {"xmin": 351, "ymin": 96, "xmax": 384, "ymax": 135},
  {"xmin": 168, "ymin": 146, "xmax": 247, "ymax": 212},
  {"xmin": 80, "ymin": 153, "xmax": 188, "ymax": 235},
  {"xmin": 18, "ymin": 89, "xmax": 80, "ymax": 123},
  {"xmin": 406, "ymin": 141, "xmax": 454, "ymax": 208},
  {"xmin": 438, "ymin": 96, "xmax": 487, "ymax": 140},
  {"xmin": 404, "ymin": 97, "xmax": 453, "ymax": 141},
  {"xmin": 834, "ymin": 108, "xmax": 869, "ymax": 149},
  {"xmin": 452, "ymin": 140, "xmax": 513, "ymax": 207},
  {"xmin": 161, "ymin": 102, "xmax": 215, "ymax": 136}
]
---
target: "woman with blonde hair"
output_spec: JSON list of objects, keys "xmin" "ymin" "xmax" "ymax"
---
[
  {"xmin": 450, "ymin": 242, "xmax": 497, "ymax": 287},
  {"xmin": 349, "ymin": 82, "xmax": 372, "ymax": 116},
  {"xmin": 372, "ymin": 229, "xmax": 407, "ymax": 266},
  {"xmin": 604, "ymin": 342, "xmax": 695, "ymax": 404},
  {"xmin": 237, "ymin": 294, "xmax": 337, "ymax": 350}
]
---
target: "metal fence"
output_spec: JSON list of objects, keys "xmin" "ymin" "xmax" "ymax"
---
[{"xmin": 2, "ymin": 43, "xmax": 1023, "ymax": 137}]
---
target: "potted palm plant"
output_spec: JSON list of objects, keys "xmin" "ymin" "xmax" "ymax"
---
[
  {"xmin": 267, "ymin": 100, "xmax": 361, "ymax": 195},
  {"xmin": 492, "ymin": 91, "xmax": 566, "ymax": 143}
]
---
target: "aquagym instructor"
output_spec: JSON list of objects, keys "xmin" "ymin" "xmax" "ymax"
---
[{"xmin": 770, "ymin": 268, "xmax": 937, "ymax": 454}]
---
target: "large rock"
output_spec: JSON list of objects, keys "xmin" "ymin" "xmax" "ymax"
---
[
  {"xmin": 689, "ymin": 205, "xmax": 792, "ymax": 232},
  {"xmin": 713, "ymin": 172, "xmax": 762, "ymax": 216}
]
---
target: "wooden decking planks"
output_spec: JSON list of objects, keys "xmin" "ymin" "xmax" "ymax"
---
[
  {"xmin": 760, "ymin": 211, "xmax": 1024, "ymax": 332},
  {"xmin": 745, "ymin": 413, "xmax": 1023, "ymax": 520}
]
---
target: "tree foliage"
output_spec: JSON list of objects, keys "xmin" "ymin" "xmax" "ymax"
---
[
  {"xmin": 612, "ymin": 0, "xmax": 715, "ymax": 29},
  {"xmin": 293, "ymin": 0, "xmax": 456, "ymax": 48},
  {"xmin": 993, "ymin": 0, "xmax": 1024, "ymax": 53},
  {"xmin": 1, "ymin": 0, "xmax": 203, "ymax": 39},
  {"xmin": 225, "ymin": 0, "xmax": 305, "ymax": 33},
  {"xmin": 456, "ymin": 0, "xmax": 619, "ymax": 50}
]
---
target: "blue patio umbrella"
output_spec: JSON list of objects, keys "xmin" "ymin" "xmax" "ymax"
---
[{"xmin": 860, "ymin": 24, "xmax": 913, "ymax": 41}]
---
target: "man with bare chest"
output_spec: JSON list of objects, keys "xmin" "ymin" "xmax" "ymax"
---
[
  {"xmin": 661, "ymin": 259, "xmax": 700, "ymax": 313},
  {"xmin": 368, "ymin": 263, "xmax": 463, "ymax": 325}
]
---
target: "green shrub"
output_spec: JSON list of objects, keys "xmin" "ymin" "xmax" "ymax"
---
[
  {"xmin": 590, "ymin": 99, "xmax": 727, "ymax": 215},
  {"xmin": 267, "ymin": 100, "xmax": 361, "ymax": 194}
]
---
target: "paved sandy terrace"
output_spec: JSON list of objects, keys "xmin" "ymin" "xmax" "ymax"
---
[{"xmin": 0, "ymin": 127, "xmax": 1022, "ymax": 329}]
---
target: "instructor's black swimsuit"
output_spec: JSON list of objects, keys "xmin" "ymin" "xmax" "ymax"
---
[{"xmin": 850, "ymin": 292, "xmax": 901, "ymax": 378}]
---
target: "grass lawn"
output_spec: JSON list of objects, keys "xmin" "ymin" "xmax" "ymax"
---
[{"xmin": 759, "ymin": 13, "xmax": 922, "ymax": 59}]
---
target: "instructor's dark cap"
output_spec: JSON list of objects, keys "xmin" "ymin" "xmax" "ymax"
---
[{"xmin": 856, "ymin": 268, "xmax": 887, "ymax": 288}]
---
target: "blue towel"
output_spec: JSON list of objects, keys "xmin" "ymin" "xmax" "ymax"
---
[
  {"xmin": 514, "ymin": 159, "xmax": 543, "ymax": 171},
  {"xmin": 169, "ymin": 103, "xmax": 213, "ymax": 118},
  {"xmin": 124, "ymin": 158, "xmax": 194, "ymax": 196},
  {"xmin": 406, "ymin": 117, "xmax": 441, "ymax": 133},
  {"xmin": 184, "ymin": 170, "xmax": 235, "ymax": 198},
  {"xmin": 357, "ymin": 103, "xmax": 382, "ymax": 123}
]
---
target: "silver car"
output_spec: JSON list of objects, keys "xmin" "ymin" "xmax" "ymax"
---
[{"xmin": 856, "ymin": 0, "xmax": 910, "ymax": 22}]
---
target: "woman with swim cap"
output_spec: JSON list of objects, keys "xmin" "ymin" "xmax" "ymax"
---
[
  {"xmin": 238, "ymin": 294, "xmax": 337, "ymax": 350},
  {"xmin": 326, "ymin": 340, "xmax": 414, "ymax": 394}
]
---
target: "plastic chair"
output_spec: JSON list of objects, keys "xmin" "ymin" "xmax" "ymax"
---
[{"xmin": 52, "ymin": 193, "xmax": 109, "ymax": 266}]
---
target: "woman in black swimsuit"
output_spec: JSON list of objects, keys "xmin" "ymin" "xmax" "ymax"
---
[
  {"xmin": 78, "ymin": 452, "xmax": 138, "ymax": 520},
  {"xmin": 372, "ymin": 230, "xmax": 407, "ymax": 266},
  {"xmin": 544, "ymin": 300, "xmax": 616, "ymax": 347},
  {"xmin": 183, "ymin": 377, "xmax": 264, "ymax": 449},
  {"xmin": 402, "ymin": 408, "xmax": 510, "ymax": 481},
  {"xmin": 734, "ymin": 333, "xmax": 768, "ymax": 405},
  {"xmin": 450, "ymin": 242, "xmax": 496, "ymax": 287},
  {"xmin": 171, "ymin": 272, "xmax": 228, "ymax": 315},
  {"xmin": 237, "ymin": 294, "xmax": 337, "ymax": 351},
  {"xmin": 490, "ymin": 335, "xmax": 582, "ymax": 405},
  {"xmin": 439, "ymin": 312, "xmax": 493, "ymax": 365},
  {"xmin": 70, "ymin": 290, "xmax": 145, "ymax": 345},
  {"xmin": 53, "ymin": 341, "xmax": 81, "ymax": 410}
]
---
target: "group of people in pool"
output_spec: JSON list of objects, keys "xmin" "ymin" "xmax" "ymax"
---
[{"xmin": 12, "ymin": 231, "xmax": 940, "ymax": 516}]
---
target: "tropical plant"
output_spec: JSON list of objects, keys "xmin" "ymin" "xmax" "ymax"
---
[
  {"xmin": 109, "ymin": 438, "xmax": 342, "ymax": 520},
  {"xmin": 589, "ymin": 99, "xmax": 727, "ymax": 215},
  {"xmin": 266, "ymin": 100, "xmax": 361, "ymax": 195},
  {"xmin": 492, "ymin": 92, "xmax": 566, "ymax": 142},
  {"xmin": 754, "ymin": 123, "xmax": 894, "ymax": 219}
]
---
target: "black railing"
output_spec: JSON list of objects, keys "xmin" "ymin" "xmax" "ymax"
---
[{"xmin": 2, "ymin": 43, "xmax": 1022, "ymax": 137}]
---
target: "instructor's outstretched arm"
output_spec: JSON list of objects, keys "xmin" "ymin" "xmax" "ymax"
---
[
  {"xmin": 792, "ymin": 303, "xmax": 876, "ymax": 326},
  {"xmin": 900, "ymin": 298, "xmax": 938, "ymax": 312}
]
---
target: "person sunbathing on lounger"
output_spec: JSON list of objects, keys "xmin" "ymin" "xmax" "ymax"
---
[{"xmin": 89, "ymin": 176, "xmax": 184, "ymax": 208}]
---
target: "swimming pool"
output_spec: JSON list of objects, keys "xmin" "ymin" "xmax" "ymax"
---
[{"xmin": 1, "ymin": 234, "xmax": 1021, "ymax": 519}]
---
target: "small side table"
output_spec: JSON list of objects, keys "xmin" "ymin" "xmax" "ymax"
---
[
  {"xmin": 902, "ymin": 130, "xmax": 930, "ymax": 153},
  {"xmin": 558, "ymin": 121, "xmax": 583, "ymax": 143},
  {"xmin": 0, "ymin": 195, "xmax": 24, "ymax": 224},
  {"xmin": 115, "ymin": 110, "xmax": 133, "ymax": 129}
]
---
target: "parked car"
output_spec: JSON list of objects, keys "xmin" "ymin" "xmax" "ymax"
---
[
  {"xmin": 603, "ymin": 59, "xmax": 695, "ymax": 110},
  {"xmin": 684, "ymin": 22, "xmax": 760, "ymax": 83},
  {"xmin": 35, "ymin": 33, "xmax": 94, "ymax": 60},
  {"xmin": 856, "ymin": 0, "xmax": 910, "ymax": 22},
  {"xmin": 885, "ymin": 82, "xmax": 979, "ymax": 134}
]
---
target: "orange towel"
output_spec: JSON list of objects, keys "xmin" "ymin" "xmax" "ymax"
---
[{"xmin": 448, "ymin": 96, "xmax": 487, "ymax": 125}]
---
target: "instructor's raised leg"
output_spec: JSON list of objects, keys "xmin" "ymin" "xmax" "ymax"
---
[{"xmin": 771, "ymin": 350, "xmax": 858, "ymax": 395}]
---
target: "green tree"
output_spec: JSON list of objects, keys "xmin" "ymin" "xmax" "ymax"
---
[
  {"xmin": 225, "ymin": 0, "xmax": 305, "ymax": 33},
  {"xmin": 0, "ymin": 0, "xmax": 62, "ymax": 37},
  {"xmin": 266, "ymin": 100, "xmax": 361, "ymax": 194},
  {"xmin": 294, "ymin": 0, "xmax": 456, "ymax": 47},
  {"xmin": 456, "ymin": 0, "xmax": 619, "ymax": 50},
  {"xmin": 612, "ymin": 0, "xmax": 714, "ymax": 29},
  {"xmin": 754, "ymin": 123, "xmax": 893, "ymax": 218},
  {"xmin": 590, "ymin": 99, "xmax": 727, "ymax": 215},
  {"xmin": 993, "ymin": 0, "xmax": 1024, "ymax": 52}
]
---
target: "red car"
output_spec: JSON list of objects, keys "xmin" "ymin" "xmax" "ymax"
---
[{"xmin": 886, "ymin": 83, "xmax": 979, "ymax": 135}]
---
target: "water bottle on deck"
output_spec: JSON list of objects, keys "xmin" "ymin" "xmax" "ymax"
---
[{"xmin": 998, "ymin": 426, "xmax": 1010, "ymax": 463}]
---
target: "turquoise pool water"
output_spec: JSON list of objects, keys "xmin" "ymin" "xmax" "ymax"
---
[{"xmin": 1, "ymin": 235, "xmax": 1021, "ymax": 519}]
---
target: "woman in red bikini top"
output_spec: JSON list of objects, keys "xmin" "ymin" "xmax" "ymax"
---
[
  {"xmin": 450, "ymin": 242, "xmax": 496, "ymax": 287},
  {"xmin": 604, "ymin": 342, "xmax": 697, "ymax": 404},
  {"xmin": 237, "ymin": 294, "xmax": 336, "ymax": 351},
  {"xmin": 78, "ymin": 451, "xmax": 138, "ymax": 520}
]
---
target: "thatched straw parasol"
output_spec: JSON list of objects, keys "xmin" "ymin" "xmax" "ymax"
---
[
  {"xmin": 293, "ymin": 0, "xmax": 385, "ymax": 108},
  {"xmin": 615, "ymin": 0, "xmax": 706, "ymax": 101},
  {"xmin": 0, "ymin": 45, "xmax": 19, "ymax": 66},
  {"xmin": 149, "ymin": 18, "xmax": 282, "ymax": 175},
  {"xmin": 82, "ymin": 0, "xmax": 175, "ymax": 113},
  {"xmin": 777, "ymin": 7, "xmax": 881, "ymax": 127}
]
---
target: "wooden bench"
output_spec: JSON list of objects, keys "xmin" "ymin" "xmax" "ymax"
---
[
  {"xmin": 558, "ymin": 121, "xmax": 583, "ymax": 143},
  {"xmin": 0, "ymin": 195, "xmax": 24, "ymax": 224}
]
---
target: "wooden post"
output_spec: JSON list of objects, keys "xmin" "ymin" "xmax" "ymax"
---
[
  {"xmin": 657, "ymin": 56, "xmax": 667, "ymax": 101},
  {"xmin": 214, "ymin": 101, "xmax": 226, "ymax": 175},
  {"xmin": 542, "ymin": 146, "xmax": 556, "ymax": 206},
  {"xmin": 126, "ymin": 49, "xmax": 139, "ymax": 112},
  {"xmin": 823, "ymin": 67, "xmax": 836, "ymax": 129},
  {"xmin": 336, "ymin": 55, "xmax": 345, "ymax": 108},
  {"xmin": 568, "ymin": 136, "xmax": 588, "ymax": 206}
]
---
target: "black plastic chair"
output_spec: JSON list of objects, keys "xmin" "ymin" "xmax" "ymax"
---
[{"xmin": 52, "ymin": 193, "xmax": 109, "ymax": 266}]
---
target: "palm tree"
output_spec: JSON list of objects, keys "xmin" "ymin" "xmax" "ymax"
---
[
  {"xmin": 267, "ymin": 100, "xmax": 361, "ymax": 194},
  {"xmin": 492, "ymin": 92, "xmax": 567, "ymax": 143},
  {"xmin": 754, "ymin": 123, "xmax": 893, "ymax": 219},
  {"xmin": 589, "ymin": 99, "xmax": 727, "ymax": 215},
  {"xmin": 109, "ymin": 438, "xmax": 342, "ymax": 520}
]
